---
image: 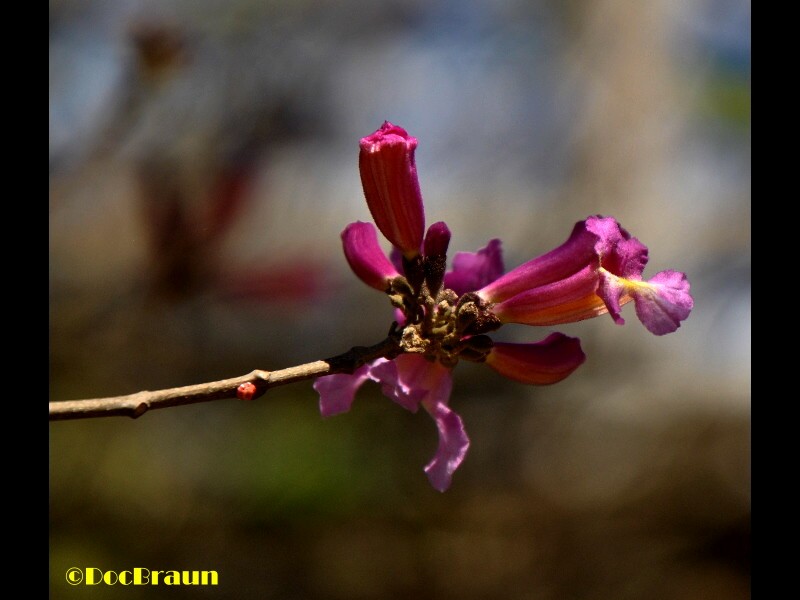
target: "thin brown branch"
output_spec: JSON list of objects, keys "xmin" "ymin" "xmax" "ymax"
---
[{"xmin": 49, "ymin": 336, "xmax": 401, "ymax": 421}]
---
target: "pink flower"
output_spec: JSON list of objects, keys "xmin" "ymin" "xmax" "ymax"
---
[
  {"xmin": 477, "ymin": 216, "xmax": 694, "ymax": 335},
  {"xmin": 315, "ymin": 123, "xmax": 693, "ymax": 491}
]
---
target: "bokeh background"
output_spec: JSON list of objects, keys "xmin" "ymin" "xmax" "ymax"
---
[{"xmin": 49, "ymin": 0, "xmax": 750, "ymax": 598}]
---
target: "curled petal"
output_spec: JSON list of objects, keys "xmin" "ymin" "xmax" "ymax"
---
[
  {"xmin": 313, "ymin": 365, "xmax": 372, "ymax": 417},
  {"xmin": 369, "ymin": 354, "xmax": 454, "ymax": 412},
  {"xmin": 479, "ymin": 216, "xmax": 625, "ymax": 303},
  {"xmin": 597, "ymin": 269, "xmax": 628, "ymax": 325},
  {"xmin": 359, "ymin": 121, "xmax": 425, "ymax": 257},
  {"xmin": 445, "ymin": 239, "xmax": 504, "ymax": 296},
  {"xmin": 631, "ymin": 270, "xmax": 693, "ymax": 335},
  {"xmin": 485, "ymin": 333, "xmax": 586, "ymax": 385},
  {"xmin": 598, "ymin": 268, "xmax": 693, "ymax": 335},
  {"xmin": 406, "ymin": 354, "xmax": 454, "ymax": 410},
  {"xmin": 585, "ymin": 215, "xmax": 633, "ymax": 260},
  {"xmin": 593, "ymin": 236, "xmax": 650, "ymax": 324},
  {"xmin": 368, "ymin": 354, "xmax": 432, "ymax": 412},
  {"xmin": 601, "ymin": 234, "xmax": 649, "ymax": 280},
  {"xmin": 423, "ymin": 401, "xmax": 470, "ymax": 492},
  {"xmin": 342, "ymin": 221, "xmax": 401, "ymax": 291}
]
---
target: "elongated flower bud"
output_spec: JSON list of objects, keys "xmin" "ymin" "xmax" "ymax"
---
[
  {"xmin": 359, "ymin": 122, "xmax": 426, "ymax": 258},
  {"xmin": 423, "ymin": 221, "xmax": 451, "ymax": 294}
]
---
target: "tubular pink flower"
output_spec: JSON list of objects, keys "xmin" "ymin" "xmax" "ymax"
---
[
  {"xmin": 478, "ymin": 216, "xmax": 624, "ymax": 303},
  {"xmin": 485, "ymin": 333, "xmax": 586, "ymax": 385},
  {"xmin": 359, "ymin": 121, "xmax": 426, "ymax": 258},
  {"xmin": 341, "ymin": 221, "xmax": 401, "ymax": 291},
  {"xmin": 479, "ymin": 216, "xmax": 693, "ymax": 334}
]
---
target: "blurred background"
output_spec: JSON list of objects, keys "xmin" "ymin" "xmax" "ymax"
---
[{"xmin": 49, "ymin": 0, "xmax": 750, "ymax": 598}]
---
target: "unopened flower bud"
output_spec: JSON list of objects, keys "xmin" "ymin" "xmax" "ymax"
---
[{"xmin": 359, "ymin": 122, "xmax": 426, "ymax": 258}]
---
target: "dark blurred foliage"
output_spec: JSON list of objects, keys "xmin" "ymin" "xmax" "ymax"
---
[{"xmin": 50, "ymin": 0, "xmax": 750, "ymax": 598}]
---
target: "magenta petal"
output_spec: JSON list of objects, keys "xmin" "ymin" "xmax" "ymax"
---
[
  {"xmin": 632, "ymin": 270, "xmax": 694, "ymax": 335},
  {"xmin": 597, "ymin": 269, "xmax": 627, "ymax": 326},
  {"xmin": 594, "ymin": 235, "xmax": 650, "ymax": 324},
  {"xmin": 601, "ymin": 234, "xmax": 649, "ymax": 281},
  {"xmin": 367, "ymin": 355, "xmax": 465, "ymax": 490},
  {"xmin": 445, "ymin": 239, "xmax": 505, "ymax": 295},
  {"xmin": 341, "ymin": 221, "xmax": 401, "ymax": 291},
  {"xmin": 423, "ymin": 401, "xmax": 470, "ymax": 492},
  {"xmin": 314, "ymin": 365, "xmax": 371, "ymax": 417},
  {"xmin": 409, "ymin": 355, "xmax": 454, "ymax": 409},
  {"xmin": 368, "ymin": 355, "xmax": 429, "ymax": 412},
  {"xmin": 369, "ymin": 354, "xmax": 455, "ymax": 418},
  {"xmin": 585, "ymin": 215, "xmax": 631, "ymax": 259},
  {"xmin": 485, "ymin": 333, "xmax": 586, "ymax": 385}
]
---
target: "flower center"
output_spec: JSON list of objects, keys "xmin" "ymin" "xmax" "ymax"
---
[{"xmin": 387, "ymin": 276, "xmax": 500, "ymax": 368}]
